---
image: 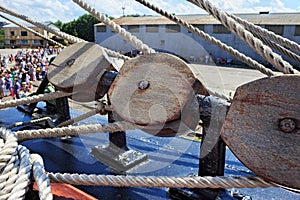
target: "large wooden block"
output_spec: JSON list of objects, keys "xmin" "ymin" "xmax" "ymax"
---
[
  {"xmin": 48, "ymin": 42, "xmax": 114, "ymax": 102},
  {"xmin": 221, "ymin": 75, "xmax": 300, "ymax": 189},
  {"xmin": 108, "ymin": 53, "xmax": 204, "ymax": 136}
]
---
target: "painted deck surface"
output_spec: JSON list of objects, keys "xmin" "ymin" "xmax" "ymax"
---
[{"xmin": 0, "ymin": 104, "xmax": 299, "ymax": 200}]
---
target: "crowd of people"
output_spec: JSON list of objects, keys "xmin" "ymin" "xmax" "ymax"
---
[{"xmin": 0, "ymin": 47, "xmax": 59, "ymax": 101}]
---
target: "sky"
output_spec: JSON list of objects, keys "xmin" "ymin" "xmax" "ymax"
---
[{"xmin": 0, "ymin": 0, "xmax": 299, "ymax": 23}]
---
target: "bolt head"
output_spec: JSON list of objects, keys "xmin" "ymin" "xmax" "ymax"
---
[
  {"xmin": 138, "ymin": 80, "xmax": 150, "ymax": 90},
  {"xmin": 279, "ymin": 118, "xmax": 296, "ymax": 133}
]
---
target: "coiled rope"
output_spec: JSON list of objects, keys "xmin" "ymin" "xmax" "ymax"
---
[
  {"xmin": 0, "ymin": 129, "xmax": 52, "ymax": 200},
  {"xmin": 0, "ymin": 5, "xmax": 130, "ymax": 61},
  {"xmin": 72, "ymin": 0, "xmax": 155, "ymax": 55},
  {"xmin": 187, "ymin": 0, "xmax": 299, "ymax": 74},
  {"xmin": 135, "ymin": 0, "xmax": 275, "ymax": 77}
]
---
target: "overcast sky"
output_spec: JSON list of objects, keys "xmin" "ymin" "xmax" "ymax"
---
[{"xmin": 0, "ymin": 0, "xmax": 299, "ymax": 23}]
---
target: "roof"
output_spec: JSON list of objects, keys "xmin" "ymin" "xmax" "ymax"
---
[
  {"xmin": 3, "ymin": 22, "xmax": 36, "ymax": 28},
  {"xmin": 95, "ymin": 13, "xmax": 300, "ymax": 26},
  {"xmin": 3, "ymin": 22, "xmax": 60, "ymax": 31}
]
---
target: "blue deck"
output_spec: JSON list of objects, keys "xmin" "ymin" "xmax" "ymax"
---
[{"xmin": 0, "ymin": 104, "xmax": 299, "ymax": 200}]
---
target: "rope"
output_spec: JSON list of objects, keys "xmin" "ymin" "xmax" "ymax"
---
[
  {"xmin": 187, "ymin": 0, "xmax": 299, "ymax": 74},
  {"xmin": 229, "ymin": 13, "xmax": 300, "ymax": 53},
  {"xmin": 16, "ymin": 121, "xmax": 138, "ymax": 141},
  {"xmin": 0, "ymin": 14, "xmax": 65, "ymax": 48},
  {"xmin": 135, "ymin": 0, "xmax": 275, "ymax": 77},
  {"xmin": 30, "ymin": 154, "xmax": 53, "ymax": 200},
  {"xmin": 6, "ymin": 117, "xmax": 55, "ymax": 129},
  {"xmin": 0, "ymin": 5, "xmax": 130, "ymax": 61},
  {"xmin": 72, "ymin": 0, "xmax": 156, "ymax": 55},
  {"xmin": 0, "ymin": 91, "xmax": 71, "ymax": 110},
  {"xmin": 48, "ymin": 172, "xmax": 275, "ymax": 189},
  {"xmin": 57, "ymin": 108, "xmax": 100, "ymax": 127},
  {"xmin": 57, "ymin": 103, "xmax": 112, "ymax": 127},
  {"xmin": 252, "ymin": 32, "xmax": 300, "ymax": 64},
  {"xmin": 0, "ymin": 129, "xmax": 31, "ymax": 200}
]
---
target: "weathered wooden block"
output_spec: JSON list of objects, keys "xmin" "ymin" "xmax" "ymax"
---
[
  {"xmin": 108, "ymin": 53, "xmax": 205, "ymax": 136},
  {"xmin": 48, "ymin": 42, "xmax": 116, "ymax": 102},
  {"xmin": 221, "ymin": 75, "xmax": 300, "ymax": 189}
]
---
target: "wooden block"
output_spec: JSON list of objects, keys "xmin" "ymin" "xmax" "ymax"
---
[
  {"xmin": 108, "ymin": 53, "xmax": 203, "ymax": 136},
  {"xmin": 221, "ymin": 75, "xmax": 300, "ymax": 189},
  {"xmin": 47, "ymin": 42, "xmax": 114, "ymax": 102}
]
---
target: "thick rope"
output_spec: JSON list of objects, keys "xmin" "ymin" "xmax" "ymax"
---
[
  {"xmin": 135, "ymin": 0, "xmax": 275, "ymax": 77},
  {"xmin": 0, "ymin": 91, "xmax": 71, "ymax": 110},
  {"xmin": 0, "ymin": 5, "xmax": 130, "ymax": 61},
  {"xmin": 30, "ymin": 154, "xmax": 53, "ymax": 200},
  {"xmin": 0, "ymin": 129, "xmax": 31, "ymax": 200},
  {"xmin": 72, "ymin": 0, "xmax": 155, "ymax": 55},
  {"xmin": 48, "ymin": 172, "xmax": 275, "ymax": 189},
  {"xmin": 187, "ymin": 0, "xmax": 299, "ymax": 74},
  {"xmin": 229, "ymin": 13, "xmax": 300, "ymax": 53},
  {"xmin": 16, "ymin": 121, "xmax": 138, "ymax": 141},
  {"xmin": 0, "ymin": 14, "xmax": 65, "ymax": 48},
  {"xmin": 252, "ymin": 32, "xmax": 300, "ymax": 64}
]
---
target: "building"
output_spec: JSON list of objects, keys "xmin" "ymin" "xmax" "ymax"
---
[
  {"xmin": 94, "ymin": 12, "xmax": 300, "ymax": 67},
  {"xmin": 3, "ymin": 22, "xmax": 60, "ymax": 48}
]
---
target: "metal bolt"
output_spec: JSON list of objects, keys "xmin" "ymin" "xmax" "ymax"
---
[
  {"xmin": 138, "ymin": 80, "xmax": 150, "ymax": 90},
  {"xmin": 279, "ymin": 118, "xmax": 296, "ymax": 133},
  {"xmin": 66, "ymin": 58, "xmax": 75, "ymax": 67}
]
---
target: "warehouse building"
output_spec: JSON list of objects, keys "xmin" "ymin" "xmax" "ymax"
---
[{"xmin": 94, "ymin": 12, "xmax": 300, "ymax": 67}]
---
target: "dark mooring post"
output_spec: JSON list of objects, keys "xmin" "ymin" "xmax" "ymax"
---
[
  {"xmin": 169, "ymin": 95, "xmax": 229, "ymax": 200},
  {"xmin": 55, "ymin": 96, "xmax": 71, "ymax": 125}
]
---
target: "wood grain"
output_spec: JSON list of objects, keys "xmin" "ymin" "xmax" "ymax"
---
[{"xmin": 221, "ymin": 75, "xmax": 300, "ymax": 189}]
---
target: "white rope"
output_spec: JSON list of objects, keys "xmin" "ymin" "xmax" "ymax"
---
[
  {"xmin": 72, "ymin": 0, "xmax": 156, "ymax": 55},
  {"xmin": 30, "ymin": 154, "xmax": 53, "ymax": 200},
  {"xmin": 0, "ymin": 5, "xmax": 130, "ymax": 61},
  {"xmin": 0, "ymin": 14, "xmax": 65, "ymax": 48},
  {"xmin": 135, "ymin": 0, "xmax": 275, "ymax": 77},
  {"xmin": 0, "ymin": 91, "xmax": 71, "ymax": 110},
  {"xmin": 0, "ymin": 129, "xmax": 31, "ymax": 200},
  {"xmin": 187, "ymin": 0, "xmax": 299, "ymax": 74},
  {"xmin": 16, "ymin": 121, "xmax": 138, "ymax": 141},
  {"xmin": 48, "ymin": 172, "xmax": 276, "ymax": 189},
  {"xmin": 251, "ymin": 32, "xmax": 300, "ymax": 64},
  {"xmin": 229, "ymin": 13, "xmax": 300, "ymax": 53}
]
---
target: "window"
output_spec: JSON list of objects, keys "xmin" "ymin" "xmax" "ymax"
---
[
  {"xmin": 10, "ymin": 40, "xmax": 15, "ymax": 45},
  {"xmin": 33, "ymin": 40, "xmax": 41, "ymax": 44},
  {"xmin": 21, "ymin": 31, "xmax": 28, "ymax": 37},
  {"xmin": 146, "ymin": 25, "xmax": 159, "ymax": 32},
  {"xmin": 213, "ymin": 24, "xmax": 231, "ymax": 34},
  {"xmin": 21, "ymin": 40, "xmax": 29, "ymax": 45},
  {"xmin": 97, "ymin": 26, "xmax": 106, "ymax": 32},
  {"xmin": 265, "ymin": 25, "xmax": 284, "ymax": 35},
  {"xmin": 294, "ymin": 25, "xmax": 300, "ymax": 36},
  {"xmin": 165, "ymin": 24, "xmax": 180, "ymax": 33},
  {"xmin": 10, "ymin": 31, "xmax": 15, "ymax": 36},
  {"xmin": 189, "ymin": 24, "xmax": 205, "ymax": 33},
  {"xmin": 128, "ymin": 25, "xmax": 139, "ymax": 33}
]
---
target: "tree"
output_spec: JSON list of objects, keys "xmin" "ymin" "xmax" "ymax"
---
[
  {"xmin": 54, "ymin": 14, "xmax": 109, "ymax": 42},
  {"xmin": 0, "ymin": 29, "xmax": 4, "ymax": 48}
]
